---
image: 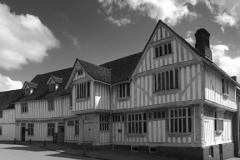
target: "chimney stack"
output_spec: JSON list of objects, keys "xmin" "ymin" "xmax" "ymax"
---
[
  {"xmin": 195, "ymin": 28, "xmax": 212, "ymax": 60},
  {"xmin": 231, "ymin": 76, "xmax": 237, "ymax": 81}
]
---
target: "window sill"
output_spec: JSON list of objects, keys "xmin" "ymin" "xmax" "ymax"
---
[
  {"xmin": 168, "ymin": 133, "xmax": 191, "ymax": 137},
  {"xmin": 75, "ymin": 97, "xmax": 90, "ymax": 102},
  {"xmin": 116, "ymin": 97, "xmax": 131, "ymax": 101},
  {"xmin": 153, "ymin": 53, "xmax": 174, "ymax": 60},
  {"xmin": 126, "ymin": 133, "xmax": 147, "ymax": 137},
  {"xmin": 153, "ymin": 89, "xmax": 179, "ymax": 95}
]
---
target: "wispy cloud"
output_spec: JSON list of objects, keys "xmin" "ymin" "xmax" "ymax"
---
[
  {"xmin": 98, "ymin": 0, "xmax": 199, "ymax": 26},
  {"xmin": 106, "ymin": 16, "xmax": 131, "ymax": 26},
  {"xmin": 56, "ymin": 12, "xmax": 69, "ymax": 24},
  {"xmin": 0, "ymin": 73, "xmax": 22, "ymax": 91},
  {"xmin": 185, "ymin": 30, "xmax": 195, "ymax": 45},
  {"xmin": 62, "ymin": 31, "xmax": 81, "ymax": 50},
  {"xmin": 211, "ymin": 43, "xmax": 240, "ymax": 83},
  {"xmin": 0, "ymin": 3, "xmax": 60, "ymax": 70}
]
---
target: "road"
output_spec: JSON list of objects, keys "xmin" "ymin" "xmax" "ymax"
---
[{"xmin": 0, "ymin": 143, "xmax": 95, "ymax": 160}]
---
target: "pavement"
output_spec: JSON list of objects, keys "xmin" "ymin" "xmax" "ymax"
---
[
  {"xmin": 1, "ymin": 141, "xmax": 176, "ymax": 160},
  {"xmin": 1, "ymin": 141, "xmax": 240, "ymax": 160}
]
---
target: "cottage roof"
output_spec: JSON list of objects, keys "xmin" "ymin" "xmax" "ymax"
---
[
  {"xmin": 100, "ymin": 52, "xmax": 143, "ymax": 84},
  {"xmin": 0, "ymin": 89, "xmax": 24, "ymax": 110},
  {"xmin": 47, "ymin": 75, "xmax": 63, "ymax": 84},
  {"xmin": 17, "ymin": 67, "xmax": 73, "ymax": 102},
  {"xmin": 77, "ymin": 59, "xmax": 111, "ymax": 84}
]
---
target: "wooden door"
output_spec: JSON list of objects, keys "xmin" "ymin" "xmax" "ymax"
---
[
  {"xmin": 58, "ymin": 126, "xmax": 64, "ymax": 142},
  {"xmin": 21, "ymin": 127, "xmax": 25, "ymax": 141},
  {"xmin": 83, "ymin": 120, "xmax": 93, "ymax": 142}
]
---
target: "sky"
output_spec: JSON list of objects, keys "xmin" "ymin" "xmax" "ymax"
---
[{"xmin": 0, "ymin": 0, "xmax": 240, "ymax": 91}]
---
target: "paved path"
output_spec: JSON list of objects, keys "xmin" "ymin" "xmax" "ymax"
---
[{"xmin": 0, "ymin": 143, "xmax": 94, "ymax": 160}]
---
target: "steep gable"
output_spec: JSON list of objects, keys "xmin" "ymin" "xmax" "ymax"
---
[{"xmin": 132, "ymin": 20, "xmax": 201, "ymax": 76}]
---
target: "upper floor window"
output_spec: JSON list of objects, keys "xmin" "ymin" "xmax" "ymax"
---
[
  {"xmin": 49, "ymin": 83, "xmax": 59, "ymax": 91},
  {"xmin": 0, "ymin": 126, "xmax": 2, "ymax": 135},
  {"xmin": 48, "ymin": 100, "xmax": 54, "ymax": 111},
  {"xmin": 21, "ymin": 103, "xmax": 28, "ymax": 113},
  {"xmin": 77, "ymin": 70, "xmax": 83, "ymax": 76},
  {"xmin": 222, "ymin": 77, "xmax": 229, "ymax": 95},
  {"xmin": 154, "ymin": 69, "xmax": 178, "ymax": 92},
  {"xmin": 76, "ymin": 81, "xmax": 90, "ymax": 99},
  {"xmin": 0, "ymin": 110, "xmax": 2, "ymax": 118},
  {"xmin": 117, "ymin": 82, "xmax": 130, "ymax": 98},
  {"xmin": 155, "ymin": 42, "xmax": 172, "ymax": 58},
  {"xmin": 169, "ymin": 108, "xmax": 192, "ymax": 133},
  {"xmin": 100, "ymin": 115, "xmax": 109, "ymax": 131},
  {"xmin": 127, "ymin": 112, "xmax": 147, "ymax": 134}
]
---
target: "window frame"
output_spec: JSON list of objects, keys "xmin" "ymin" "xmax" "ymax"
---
[
  {"xmin": 169, "ymin": 108, "xmax": 192, "ymax": 134},
  {"xmin": 47, "ymin": 123, "xmax": 55, "ymax": 136},
  {"xmin": 76, "ymin": 81, "xmax": 91, "ymax": 99},
  {"xmin": 48, "ymin": 100, "xmax": 54, "ymax": 111},
  {"xmin": 75, "ymin": 120, "xmax": 79, "ymax": 136},
  {"xmin": 117, "ymin": 82, "xmax": 131, "ymax": 99},
  {"xmin": 214, "ymin": 110, "xmax": 224, "ymax": 133},
  {"xmin": 27, "ymin": 123, "xmax": 34, "ymax": 136},
  {"xmin": 127, "ymin": 112, "xmax": 147, "ymax": 135},
  {"xmin": 21, "ymin": 103, "xmax": 28, "ymax": 113},
  {"xmin": 155, "ymin": 41, "xmax": 173, "ymax": 58},
  {"xmin": 67, "ymin": 120, "xmax": 74, "ymax": 126},
  {"xmin": 222, "ymin": 77, "xmax": 229, "ymax": 96},
  {"xmin": 148, "ymin": 110, "xmax": 166, "ymax": 121},
  {"xmin": 154, "ymin": 68, "xmax": 179, "ymax": 93},
  {"xmin": 100, "ymin": 115, "xmax": 109, "ymax": 131}
]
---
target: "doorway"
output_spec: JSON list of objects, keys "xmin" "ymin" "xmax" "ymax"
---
[
  {"xmin": 21, "ymin": 127, "xmax": 26, "ymax": 141},
  {"xmin": 83, "ymin": 119, "xmax": 93, "ymax": 142},
  {"xmin": 58, "ymin": 126, "xmax": 64, "ymax": 142}
]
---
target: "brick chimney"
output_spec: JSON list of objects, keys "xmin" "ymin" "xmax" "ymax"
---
[
  {"xmin": 195, "ymin": 28, "xmax": 212, "ymax": 60},
  {"xmin": 231, "ymin": 76, "xmax": 237, "ymax": 81}
]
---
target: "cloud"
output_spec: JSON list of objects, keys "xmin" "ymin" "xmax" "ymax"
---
[
  {"xmin": 203, "ymin": 0, "xmax": 240, "ymax": 33},
  {"xmin": 98, "ymin": 0, "xmax": 199, "ymax": 26},
  {"xmin": 62, "ymin": 31, "xmax": 81, "ymax": 50},
  {"xmin": 0, "ymin": 73, "xmax": 22, "ymax": 91},
  {"xmin": 185, "ymin": 30, "xmax": 195, "ymax": 44},
  {"xmin": 106, "ymin": 16, "xmax": 131, "ymax": 26},
  {"xmin": 211, "ymin": 44, "xmax": 240, "ymax": 83},
  {"xmin": 0, "ymin": 3, "xmax": 60, "ymax": 70}
]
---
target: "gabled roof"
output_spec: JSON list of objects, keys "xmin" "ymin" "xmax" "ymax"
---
[
  {"xmin": 0, "ymin": 89, "xmax": 24, "ymax": 110},
  {"xmin": 17, "ymin": 67, "xmax": 73, "ymax": 102},
  {"xmin": 47, "ymin": 75, "xmax": 63, "ymax": 84},
  {"xmin": 22, "ymin": 81, "xmax": 37, "ymax": 89},
  {"xmin": 100, "ymin": 52, "xmax": 143, "ymax": 84},
  {"xmin": 77, "ymin": 59, "xmax": 111, "ymax": 84}
]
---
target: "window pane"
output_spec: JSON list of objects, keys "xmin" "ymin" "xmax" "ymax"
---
[
  {"xmin": 132, "ymin": 122, "xmax": 135, "ymax": 133},
  {"xmin": 170, "ymin": 110, "xmax": 173, "ymax": 117},
  {"xmin": 164, "ymin": 44, "xmax": 168, "ymax": 55},
  {"xmin": 168, "ymin": 43, "xmax": 172, "ymax": 54},
  {"xmin": 183, "ymin": 118, "xmax": 186, "ymax": 132},
  {"xmin": 159, "ymin": 46, "xmax": 162, "ymax": 56},
  {"xmin": 158, "ymin": 73, "xmax": 161, "ymax": 91},
  {"xmin": 143, "ymin": 122, "xmax": 147, "ymax": 133},
  {"xmin": 128, "ymin": 122, "xmax": 131, "ymax": 133},
  {"xmin": 155, "ymin": 47, "xmax": 159, "ymax": 57},
  {"xmin": 127, "ymin": 83, "xmax": 130, "ymax": 97},
  {"xmin": 166, "ymin": 71, "xmax": 169, "ymax": 90},
  {"xmin": 136, "ymin": 122, "xmax": 139, "ymax": 133},
  {"xmin": 149, "ymin": 112, "xmax": 151, "ymax": 119},
  {"xmin": 170, "ymin": 119, "xmax": 174, "ymax": 133},
  {"xmin": 162, "ymin": 72, "xmax": 165, "ymax": 90},
  {"xmin": 123, "ymin": 83, "xmax": 125, "ymax": 97},
  {"xmin": 188, "ymin": 118, "xmax": 191, "ymax": 132},
  {"xmin": 175, "ymin": 69, "xmax": 178, "ymax": 88},
  {"xmin": 170, "ymin": 70, "xmax": 173, "ymax": 89},
  {"xmin": 143, "ymin": 113, "xmax": 146, "ymax": 120},
  {"xmin": 162, "ymin": 111, "xmax": 165, "ymax": 118},
  {"xmin": 175, "ymin": 119, "xmax": 178, "ymax": 132},
  {"xmin": 188, "ymin": 108, "xmax": 191, "ymax": 116},
  {"xmin": 158, "ymin": 111, "xmax": 161, "ymax": 118},
  {"xmin": 179, "ymin": 118, "xmax": 182, "ymax": 133},
  {"xmin": 128, "ymin": 115, "xmax": 131, "ymax": 121},
  {"xmin": 154, "ymin": 112, "xmax": 157, "ymax": 119},
  {"xmin": 139, "ymin": 122, "xmax": 142, "ymax": 133}
]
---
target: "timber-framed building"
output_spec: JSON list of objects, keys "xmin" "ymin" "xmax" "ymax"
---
[{"xmin": 0, "ymin": 20, "xmax": 239, "ymax": 160}]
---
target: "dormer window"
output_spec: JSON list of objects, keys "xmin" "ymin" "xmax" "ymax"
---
[
  {"xmin": 47, "ymin": 75, "xmax": 62, "ymax": 92},
  {"xmin": 49, "ymin": 83, "xmax": 59, "ymax": 91},
  {"xmin": 155, "ymin": 42, "xmax": 172, "ymax": 58},
  {"xmin": 22, "ymin": 81, "xmax": 37, "ymax": 96}
]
